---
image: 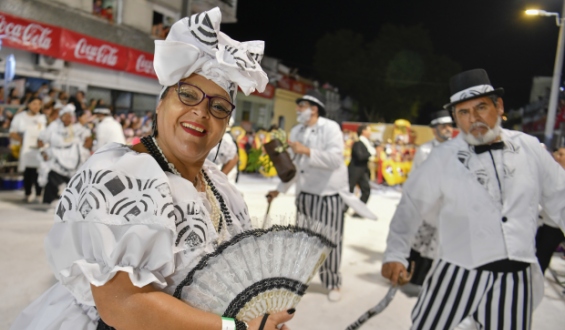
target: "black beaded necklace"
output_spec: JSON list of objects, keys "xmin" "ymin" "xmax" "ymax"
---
[
  {"xmin": 141, "ymin": 136, "xmax": 232, "ymax": 228},
  {"xmin": 140, "ymin": 136, "xmax": 170, "ymax": 174}
]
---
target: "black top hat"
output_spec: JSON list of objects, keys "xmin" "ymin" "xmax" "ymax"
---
[
  {"xmin": 443, "ymin": 69, "xmax": 504, "ymax": 109},
  {"xmin": 430, "ymin": 110, "xmax": 453, "ymax": 126},
  {"xmin": 296, "ymin": 90, "xmax": 327, "ymax": 117}
]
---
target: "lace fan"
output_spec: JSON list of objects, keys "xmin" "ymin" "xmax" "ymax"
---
[{"xmin": 172, "ymin": 215, "xmax": 337, "ymax": 322}]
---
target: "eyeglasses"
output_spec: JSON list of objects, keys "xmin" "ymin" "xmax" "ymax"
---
[{"xmin": 174, "ymin": 82, "xmax": 235, "ymax": 119}]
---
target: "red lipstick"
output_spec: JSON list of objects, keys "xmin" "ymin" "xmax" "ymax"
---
[{"xmin": 181, "ymin": 121, "xmax": 208, "ymax": 137}]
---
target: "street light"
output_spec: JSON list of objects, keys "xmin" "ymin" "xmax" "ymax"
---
[{"xmin": 526, "ymin": 3, "xmax": 565, "ymax": 148}]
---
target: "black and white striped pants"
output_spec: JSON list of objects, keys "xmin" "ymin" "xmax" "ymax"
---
[
  {"xmin": 296, "ymin": 192, "xmax": 345, "ymax": 289},
  {"xmin": 411, "ymin": 260, "xmax": 533, "ymax": 330}
]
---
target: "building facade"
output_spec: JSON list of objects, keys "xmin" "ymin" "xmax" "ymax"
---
[{"xmin": 0, "ymin": 0, "xmax": 237, "ymax": 115}]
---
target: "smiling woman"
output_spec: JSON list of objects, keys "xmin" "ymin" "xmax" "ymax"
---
[{"xmin": 8, "ymin": 7, "xmax": 294, "ymax": 330}]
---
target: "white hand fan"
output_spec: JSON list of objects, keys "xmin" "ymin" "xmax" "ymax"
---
[{"xmin": 173, "ymin": 215, "xmax": 337, "ymax": 322}]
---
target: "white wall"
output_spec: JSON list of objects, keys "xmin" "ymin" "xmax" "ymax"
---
[
  {"xmin": 52, "ymin": 0, "xmax": 92, "ymax": 13},
  {"xmin": 122, "ymin": 0, "xmax": 153, "ymax": 33}
]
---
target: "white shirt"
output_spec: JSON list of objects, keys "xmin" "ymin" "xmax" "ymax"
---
[
  {"xmin": 207, "ymin": 132, "xmax": 238, "ymax": 167},
  {"xmin": 9, "ymin": 111, "xmax": 47, "ymax": 171},
  {"xmin": 93, "ymin": 116, "xmax": 126, "ymax": 151},
  {"xmin": 276, "ymin": 117, "xmax": 376, "ymax": 219},
  {"xmin": 411, "ymin": 138, "xmax": 440, "ymax": 172},
  {"xmin": 384, "ymin": 129, "xmax": 565, "ymax": 305}
]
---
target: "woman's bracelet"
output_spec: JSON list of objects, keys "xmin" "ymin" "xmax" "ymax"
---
[{"xmin": 221, "ymin": 317, "xmax": 248, "ymax": 330}]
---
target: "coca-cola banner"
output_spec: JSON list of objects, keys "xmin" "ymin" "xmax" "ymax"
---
[
  {"xmin": 126, "ymin": 48, "xmax": 157, "ymax": 79},
  {"xmin": 59, "ymin": 29, "xmax": 129, "ymax": 71},
  {"xmin": 0, "ymin": 12, "xmax": 61, "ymax": 57}
]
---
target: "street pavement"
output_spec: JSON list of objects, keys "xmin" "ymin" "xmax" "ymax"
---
[{"xmin": 1, "ymin": 174, "xmax": 565, "ymax": 330}]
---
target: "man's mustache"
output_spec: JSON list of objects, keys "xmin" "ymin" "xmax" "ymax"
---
[{"xmin": 469, "ymin": 122, "xmax": 490, "ymax": 131}]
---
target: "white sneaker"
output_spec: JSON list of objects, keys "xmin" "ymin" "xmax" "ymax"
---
[{"xmin": 328, "ymin": 289, "xmax": 341, "ymax": 302}]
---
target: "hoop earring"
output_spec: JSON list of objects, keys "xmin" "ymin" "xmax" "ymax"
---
[
  {"xmin": 213, "ymin": 139, "xmax": 222, "ymax": 162},
  {"xmin": 152, "ymin": 117, "xmax": 158, "ymax": 137}
]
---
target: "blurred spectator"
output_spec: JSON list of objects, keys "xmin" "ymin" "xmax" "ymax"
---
[
  {"xmin": 152, "ymin": 22, "xmax": 164, "ymax": 39},
  {"xmin": 42, "ymin": 101, "xmax": 58, "ymax": 125},
  {"xmin": 0, "ymin": 107, "xmax": 7, "ymax": 126},
  {"xmin": 76, "ymin": 91, "xmax": 87, "ymax": 110},
  {"xmin": 93, "ymin": 107, "xmax": 125, "ymax": 151},
  {"xmin": 9, "ymin": 97, "xmax": 47, "ymax": 202},
  {"xmin": 92, "ymin": 0, "xmax": 103, "ymax": 16},
  {"xmin": 37, "ymin": 83, "xmax": 49, "ymax": 99},
  {"xmin": 554, "ymin": 147, "xmax": 565, "ymax": 169},
  {"xmin": 20, "ymin": 89, "xmax": 33, "ymax": 106},
  {"xmin": 42, "ymin": 89, "xmax": 58, "ymax": 105},
  {"xmin": 140, "ymin": 118, "xmax": 153, "ymax": 135},
  {"xmin": 0, "ymin": 86, "xmax": 4, "ymax": 104},
  {"xmin": 58, "ymin": 91, "xmax": 69, "ymax": 105},
  {"xmin": 102, "ymin": 6, "xmax": 114, "ymax": 24}
]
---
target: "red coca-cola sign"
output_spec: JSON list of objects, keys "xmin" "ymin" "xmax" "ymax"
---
[
  {"xmin": 0, "ymin": 12, "xmax": 60, "ymax": 57},
  {"xmin": 60, "ymin": 30, "xmax": 128, "ymax": 70},
  {"xmin": 126, "ymin": 49, "xmax": 157, "ymax": 79}
]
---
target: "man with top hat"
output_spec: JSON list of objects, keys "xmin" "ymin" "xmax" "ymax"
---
[
  {"xmin": 93, "ymin": 107, "xmax": 125, "ymax": 151},
  {"xmin": 400, "ymin": 110, "xmax": 454, "ymax": 298},
  {"xmin": 381, "ymin": 69, "xmax": 565, "ymax": 329},
  {"xmin": 267, "ymin": 90, "xmax": 376, "ymax": 302}
]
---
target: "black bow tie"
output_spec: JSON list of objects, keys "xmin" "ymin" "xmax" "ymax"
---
[{"xmin": 473, "ymin": 141, "xmax": 505, "ymax": 154}]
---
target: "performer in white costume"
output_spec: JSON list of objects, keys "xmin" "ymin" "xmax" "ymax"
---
[
  {"xmin": 382, "ymin": 69, "xmax": 565, "ymax": 330},
  {"xmin": 9, "ymin": 97, "xmax": 47, "ymax": 202},
  {"xmin": 10, "ymin": 8, "xmax": 294, "ymax": 330},
  {"xmin": 37, "ymin": 104, "xmax": 93, "ymax": 204},
  {"xmin": 267, "ymin": 90, "xmax": 376, "ymax": 302},
  {"xmin": 401, "ymin": 110, "xmax": 453, "ymax": 297},
  {"xmin": 207, "ymin": 119, "xmax": 239, "ymax": 184},
  {"xmin": 92, "ymin": 107, "xmax": 125, "ymax": 151}
]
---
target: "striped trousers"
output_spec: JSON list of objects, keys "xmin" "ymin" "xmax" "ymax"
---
[
  {"xmin": 296, "ymin": 192, "xmax": 345, "ymax": 289},
  {"xmin": 411, "ymin": 260, "xmax": 533, "ymax": 330}
]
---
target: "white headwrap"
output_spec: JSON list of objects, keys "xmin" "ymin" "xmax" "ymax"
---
[
  {"xmin": 153, "ymin": 7, "xmax": 268, "ymax": 103},
  {"xmin": 59, "ymin": 104, "xmax": 76, "ymax": 116}
]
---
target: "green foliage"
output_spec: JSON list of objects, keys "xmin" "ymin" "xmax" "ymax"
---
[
  {"xmin": 245, "ymin": 148, "xmax": 272, "ymax": 173},
  {"xmin": 313, "ymin": 24, "xmax": 461, "ymax": 122}
]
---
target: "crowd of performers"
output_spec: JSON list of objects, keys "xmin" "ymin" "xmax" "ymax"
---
[{"xmin": 5, "ymin": 7, "xmax": 565, "ymax": 330}]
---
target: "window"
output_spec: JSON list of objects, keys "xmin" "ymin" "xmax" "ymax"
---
[
  {"xmin": 92, "ymin": 0, "xmax": 121, "ymax": 24},
  {"xmin": 151, "ymin": 4, "xmax": 180, "ymax": 39},
  {"xmin": 241, "ymin": 101, "xmax": 252, "ymax": 121}
]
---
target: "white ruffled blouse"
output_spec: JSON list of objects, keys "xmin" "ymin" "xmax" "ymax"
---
[{"xmin": 10, "ymin": 143, "xmax": 251, "ymax": 330}]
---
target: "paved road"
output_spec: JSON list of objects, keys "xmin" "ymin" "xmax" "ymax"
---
[{"xmin": 1, "ymin": 174, "xmax": 564, "ymax": 330}]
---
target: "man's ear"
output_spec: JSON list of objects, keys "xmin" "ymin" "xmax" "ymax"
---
[{"xmin": 497, "ymin": 97, "xmax": 504, "ymax": 116}]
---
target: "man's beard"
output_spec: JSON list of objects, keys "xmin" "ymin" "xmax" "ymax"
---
[{"xmin": 461, "ymin": 116, "xmax": 502, "ymax": 146}]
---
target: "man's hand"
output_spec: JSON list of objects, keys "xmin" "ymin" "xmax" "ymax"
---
[
  {"xmin": 266, "ymin": 190, "xmax": 279, "ymax": 203},
  {"xmin": 289, "ymin": 141, "xmax": 310, "ymax": 156},
  {"xmin": 381, "ymin": 262, "xmax": 408, "ymax": 286},
  {"xmin": 247, "ymin": 309, "xmax": 295, "ymax": 330}
]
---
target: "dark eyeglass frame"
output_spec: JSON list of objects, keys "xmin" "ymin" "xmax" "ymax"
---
[{"xmin": 174, "ymin": 82, "xmax": 235, "ymax": 119}]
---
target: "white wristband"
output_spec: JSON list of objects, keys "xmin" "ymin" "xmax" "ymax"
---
[{"xmin": 221, "ymin": 317, "xmax": 236, "ymax": 330}]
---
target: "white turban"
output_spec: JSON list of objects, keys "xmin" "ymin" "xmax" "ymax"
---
[
  {"xmin": 59, "ymin": 104, "xmax": 76, "ymax": 116},
  {"xmin": 153, "ymin": 7, "xmax": 268, "ymax": 103}
]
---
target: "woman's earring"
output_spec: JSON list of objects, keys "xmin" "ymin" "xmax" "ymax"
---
[
  {"xmin": 152, "ymin": 117, "xmax": 158, "ymax": 137},
  {"xmin": 213, "ymin": 139, "xmax": 223, "ymax": 162}
]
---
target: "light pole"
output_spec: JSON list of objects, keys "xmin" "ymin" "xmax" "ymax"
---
[{"xmin": 527, "ymin": 3, "xmax": 565, "ymax": 148}]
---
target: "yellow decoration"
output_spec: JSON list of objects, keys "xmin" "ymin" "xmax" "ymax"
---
[
  {"xmin": 238, "ymin": 147, "xmax": 248, "ymax": 171},
  {"xmin": 381, "ymin": 158, "xmax": 412, "ymax": 186}
]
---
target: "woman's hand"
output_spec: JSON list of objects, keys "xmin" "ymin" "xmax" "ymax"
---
[{"xmin": 247, "ymin": 309, "xmax": 296, "ymax": 330}]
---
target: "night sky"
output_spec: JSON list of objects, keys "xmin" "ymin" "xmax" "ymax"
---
[{"xmin": 222, "ymin": 0, "xmax": 565, "ymax": 111}]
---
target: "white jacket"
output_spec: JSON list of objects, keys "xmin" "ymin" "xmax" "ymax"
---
[
  {"xmin": 384, "ymin": 129, "xmax": 565, "ymax": 306},
  {"xmin": 277, "ymin": 117, "xmax": 376, "ymax": 219}
]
